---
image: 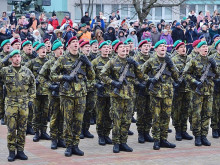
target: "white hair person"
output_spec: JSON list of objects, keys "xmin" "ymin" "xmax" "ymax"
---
[{"xmin": 33, "ymin": 30, "xmax": 43, "ymax": 43}]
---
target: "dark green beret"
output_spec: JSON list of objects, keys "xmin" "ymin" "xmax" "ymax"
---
[
  {"xmin": 53, "ymin": 39, "xmax": 60, "ymax": 45},
  {"xmin": 36, "ymin": 43, "xmax": 46, "ymax": 51},
  {"xmin": 1, "ymin": 39, "xmax": 10, "ymax": 47},
  {"xmin": 9, "ymin": 50, "xmax": 20, "ymax": 58},
  {"xmin": 80, "ymin": 23, "xmax": 86, "ymax": 29},
  {"xmin": 197, "ymin": 41, "xmax": 207, "ymax": 48},
  {"xmin": 124, "ymin": 41, "xmax": 129, "ymax": 45},
  {"xmin": 52, "ymin": 41, "xmax": 63, "ymax": 51},
  {"xmin": 173, "ymin": 40, "xmax": 182, "ymax": 48},
  {"xmin": 33, "ymin": 41, "xmax": 40, "ymax": 48},
  {"xmin": 22, "ymin": 40, "xmax": 32, "ymax": 48},
  {"xmin": 111, "ymin": 40, "xmax": 120, "ymax": 47},
  {"xmin": 89, "ymin": 40, "xmax": 98, "ymax": 45},
  {"xmin": 154, "ymin": 39, "xmax": 167, "ymax": 49},
  {"xmin": 99, "ymin": 41, "xmax": 109, "ymax": 49},
  {"xmin": 215, "ymin": 40, "xmax": 220, "ymax": 49},
  {"xmin": 145, "ymin": 38, "xmax": 151, "ymax": 42},
  {"xmin": 125, "ymin": 38, "xmax": 133, "ymax": 43}
]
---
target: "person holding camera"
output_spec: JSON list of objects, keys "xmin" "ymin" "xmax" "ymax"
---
[{"xmin": 61, "ymin": 14, "xmax": 73, "ymax": 27}]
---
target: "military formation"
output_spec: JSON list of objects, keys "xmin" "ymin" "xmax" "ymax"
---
[{"xmin": 0, "ymin": 33, "xmax": 220, "ymax": 162}]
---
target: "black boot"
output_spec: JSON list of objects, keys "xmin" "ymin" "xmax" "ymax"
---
[
  {"xmin": 168, "ymin": 128, "xmax": 172, "ymax": 133},
  {"xmin": 113, "ymin": 144, "xmax": 120, "ymax": 153},
  {"xmin": 181, "ymin": 132, "xmax": 193, "ymax": 140},
  {"xmin": 201, "ymin": 136, "xmax": 211, "ymax": 146},
  {"xmin": 119, "ymin": 143, "xmax": 133, "ymax": 152},
  {"xmin": 212, "ymin": 129, "xmax": 219, "ymax": 138},
  {"xmin": 104, "ymin": 136, "xmax": 112, "ymax": 144},
  {"xmin": 83, "ymin": 130, "xmax": 94, "ymax": 138},
  {"xmin": 160, "ymin": 140, "xmax": 176, "ymax": 148},
  {"xmin": 153, "ymin": 141, "xmax": 160, "ymax": 150},
  {"xmin": 26, "ymin": 125, "xmax": 35, "ymax": 135},
  {"xmin": 40, "ymin": 132, "xmax": 51, "ymax": 140},
  {"xmin": 98, "ymin": 136, "xmax": 106, "ymax": 145},
  {"xmin": 33, "ymin": 132, "xmax": 40, "ymax": 142},
  {"xmin": 90, "ymin": 118, "xmax": 95, "ymax": 125},
  {"xmin": 1, "ymin": 118, "xmax": 5, "ymax": 125},
  {"xmin": 144, "ymin": 133, "xmax": 154, "ymax": 142},
  {"xmin": 195, "ymin": 136, "xmax": 202, "ymax": 146},
  {"xmin": 72, "ymin": 145, "xmax": 84, "ymax": 156},
  {"xmin": 57, "ymin": 139, "xmax": 66, "ymax": 148},
  {"xmin": 8, "ymin": 151, "xmax": 15, "ymax": 162},
  {"xmin": 16, "ymin": 151, "xmax": 28, "ymax": 160},
  {"xmin": 128, "ymin": 130, "xmax": 134, "ymax": 135},
  {"xmin": 131, "ymin": 116, "xmax": 137, "ymax": 123},
  {"xmin": 80, "ymin": 131, "xmax": 84, "ymax": 139},
  {"xmin": 65, "ymin": 146, "xmax": 72, "ymax": 157},
  {"xmin": 138, "ymin": 133, "xmax": 145, "ymax": 143},
  {"xmin": 51, "ymin": 139, "xmax": 57, "ymax": 149},
  {"xmin": 175, "ymin": 131, "xmax": 182, "ymax": 141}
]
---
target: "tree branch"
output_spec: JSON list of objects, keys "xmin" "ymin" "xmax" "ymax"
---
[{"xmin": 152, "ymin": 0, "xmax": 186, "ymax": 7}]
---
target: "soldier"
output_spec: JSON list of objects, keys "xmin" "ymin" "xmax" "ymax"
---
[
  {"xmin": 11, "ymin": 39, "xmax": 21, "ymax": 50},
  {"xmin": 211, "ymin": 40, "xmax": 220, "ymax": 138},
  {"xmin": 109, "ymin": 40, "xmax": 119, "ymax": 58},
  {"xmin": 100, "ymin": 41, "xmax": 143, "ymax": 153},
  {"xmin": 171, "ymin": 40, "xmax": 193, "ymax": 141},
  {"xmin": 125, "ymin": 38, "xmax": 136, "ymax": 57},
  {"xmin": 0, "ymin": 50, "xmax": 35, "ymax": 161},
  {"xmin": 21, "ymin": 40, "xmax": 35, "ymax": 65},
  {"xmin": 141, "ymin": 40, "xmax": 179, "ymax": 150},
  {"xmin": 25, "ymin": 43, "xmax": 50, "ymax": 142},
  {"xmin": 208, "ymin": 34, "xmax": 220, "ymax": 55},
  {"xmin": 185, "ymin": 41, "xmax": 217, "ymax": 146},
  {"xmin": 44, "ymin": 38, "xmax": 53, "ymax": 59},
  {"xmin": 134, "ymin": 40, "xmax": 154, "ymax": 143},
  {"xmin": 92, "ymin": 41, "xmax": 112, "ymax": 145},
  {"xmin": 38, "ymin": 41, "xmax": 66, "ymax": 149},
  {"xmin": 32, "ymin": 41, "xmax": 40, "ymax": 58},
  {"xmin": 50, "ymin": 36, "xmax": 95, "ymax": 157}
]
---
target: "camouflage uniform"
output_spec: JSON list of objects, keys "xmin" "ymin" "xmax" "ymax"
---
[
  {"xmin": 100, "ymin": 56, "xmax": 143, "ymax": 144},
  {"xmin": 0, "ymin": 65, "xmax": 35, "ymax": 151},
  {"xmin": 141, "ymin": 54, "xmax": 178, "ymax": 141},
  {"xmin": 50, "ymin": 52, "xmax": 95, "ymax": 147},
  {"xmin": 25, "ymin": 56, "xmax": 49, "ymax": 133},
  {"xmin": 92, "ymin": 56, "xmax": 112, "ymax": 137}
]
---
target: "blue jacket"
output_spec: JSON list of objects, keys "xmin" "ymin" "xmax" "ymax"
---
[
  {"xmin": 185, "ymin": 29, "xmax": 198, "ymax": 44},
  {"xmin": 90, "ymin": 19, "xmax": 105, "ymax": 30}
]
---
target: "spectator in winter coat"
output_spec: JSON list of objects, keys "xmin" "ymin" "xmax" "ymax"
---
[
  {"xmin": 62, "ymin": 24, "xmax": 77, "ymax": 46},
  {"xmin": 185, "ymin": 24, "xmax": 198, "ymax": 54},
  {"xmin": 43, "ymin": 24, "xmax": 57, "ymax": 44},
  {"xmin": 188, "ymin": 10, "xmax": 197, "ymax": 25},
  {"xmin": 33, "ymin": 30, "xmax": 43, "ymax": 43},
  {"xmin": 39, "ymin": 12, "xmax": 47, "ymax": 23},
  {"xmin": 209, "ymin": 23, "xmax": 220, "ymax": 43},
  {"xmin": 160, "ymin": 29, "xmax": 173, "ymax": 52},
  {"xmin": 20, "ymin": 26, "xmax": 34, "ymax": 42},
  {"xmin": 109, "ymin": 11, "xmax": 120, "ymax": 23},
  {"xmin": 198, "ymin": 25, "xmax": 211, "ymax": 45},
  {"xmin": 93, "ymin": 29, "xmax": 104, "ymax": 43},
  {"xmin": 81, "ymin": 12, "xmax": 91, "ymax": 24},
  {"xmin": 37, "ymin": 21, "xmax": 47, "ymax": 39},
  {"xmin": 48, "ymin": 12, "xmax": 59, "ymax": 30},
  {"xmin": 9, "ymin": 11, "xmax": 17, "ymax": 26},
  {"xmin": 0, "ymin": 27, "xmax": 12, "ymax": 45},
  {"xmin": 90, "ymin": 16, "xmax": 105, "ymax": 32},
  {"xmin": 27, "ymin": 13, "xmax": 40, "ymax": 30},
  {"xmin": 76, "ymin": 23, "xmax": 91, "ymax": 41},
  {"xmin": 171, "ymin": 22, "xmax": 185, "ymax": 43},
  {"xmin": 141, "ymin": 30, "xmax": 152, "ymax": 41},
  {"xmin": 157, "ymin": 23, "xmax": 162, "ymax": 33},
  {"xmin": 136, "ymin": 23, "xmax": 148, "ymax": 42},
  {"xmin": 160, "ymin": 19, "xmax": 165, "ymax": 30},
  {"xmin": 54, "ymin": 29, "xmax": 64, "ymax": 43},
  {"xmin": 117, "ymin": 30, "xmax": 127, "ymax": 42},
  {"xmin": 127, "ymin": 28, "xmax": 138, "ymax": 48},
  {"xmin": 151, "ymin": 25, "xmax": 161, "ymax": 46},
  {"xmin": 197, "ymin": 11, "xmax": 204, "ymax": 25},
  {"xmin": 104, "ymin": 26, "xmax": 117, "ymax": 42},
  {"xmin": 61, "ymin": 13, "xmax": 73, "ymax": 27}
]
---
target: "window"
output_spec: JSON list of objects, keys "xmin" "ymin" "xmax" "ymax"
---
[
  {"xmin": 96, "ymin": 4, "xmax": 104, "ymax": 16},
  {"xmin": 180, "ymin": 4, "xmax": 186, "ymax": 19},
  {"xmin": 164, "ymin": 7, "xmax": 172, "ymax": 20},
  {"xmin": 112, "ymin": 4, "xmax": 119, "ymax": 13},
  {"xmin": 85, "ymin": 4, "xmax": 94, "ymax": 18},
  {"xmin": 207, "ymin": 5, "xmax": 214, "ymax": 15},
  {"xmin": 130, "ymin": 7, "xmax": 138, "ymax": 20},
  {"xmin": 155, "ymin": 7, "xmax": 162, "ymax": 20},
  {"xmin": 74, "ymin": 4, "xmax": 82, "ymax": 20},
  {"xmin": 198, "ymin": 5, "xmax": 205, "ymax": 16},
  {"xmin": 188, "ymin": 5, "xmax": 195, "ymax": 13},
  {"xmin": 121, "ymin": 4, "xmax": 128, "ymax": 19},
  {"xmin": 146, "ymin": 9, "xmax": 152, "ymax": 20}
]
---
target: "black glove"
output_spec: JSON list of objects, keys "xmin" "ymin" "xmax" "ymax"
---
[
  {"xmin": 111, "ymin": 80, "xmax": 122, "ymax": 89},
  {"xmin": 164, "ymin": 55, "xmax": 174, "ymax": 68},
  {"xmin": 209, "ymin": 58, "xmax": 216, "ymax": 68},
  {"xmin": 62, "ymin": 75, "xmax": 74, "ymax": 82},
  {"xmin": 137, "ymin": 82, "xmax": 146, "ymax": 90},
  {"xmin": 148, "ymin": 78, "xmax": 157, "ymax": 84},
  {"xmin": 1, "ymin": 55, "xmax": 10, "ymax": 65},
  {"xmin": 127, "ymin": 57, "xmax": 139, "ymax": 68},
  {"xmin": 28, "ymin": 101, "xmax": 33, "ymax": 110},
  {"xmin": 95, "ymin": 83, "xmax": 104, "ymax": 90},
  {"xmin": 194, "ymin": 80, "xmax": 202, "ymax": 88},
  {"xmin": 36, "ymin": 79, "xmax": 40, "ymax": 86},
  {"xmin": 79, "ymin": 55, "xmax": 92, "ymax": 67},
  {"xmin": 49, "ymin": 84, "xmax": 59, "ymax": 92}
]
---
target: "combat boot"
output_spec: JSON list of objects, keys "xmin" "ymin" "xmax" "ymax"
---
[
  {"xmin": 201, "ymin": 136, "xmax": 211, "ymax": 146},
  {"xmin": 72, "ymin": 145, "xmax": 84, "ymax": 156},
  {"xmin": 80, "ymin": 131, "xmax": 84, "ymax": 139},
  {"xmin": 33, "ymin": 131, "xmax": 40, "ymax": 142},
  {"xmin": 119, "ymin": 143, "xmax": 133, "ymax": 152},
  {"xmin": 64, "ymin": 146, "xmax": 72, "ymax": 157},
  {"xmin": 113, "ymin": 144, "xmax": 120, "ymax": 153},
  {"xmin": 57, "ymin": 139, "xmax": 66, "ymax": 148},
  {"xmin": 160, "ymin": 140, "xmax": 176, "ymax": 148},
  {"xmin": 128, "ymin": 130, "xmax": 134, "ymax": 135},
  {"xmin": 168, "ymin": 128, "xmax": 172, "ymax": 133},
  {"xmin": 51, "ymin": 139, "xmax": 57, "ymax": 149},
  {"xmin": 8, "ymin": 151, "xmax": 15, "ymax": 162},
  {"xmin": 1, "ymin": 118, "xmax": 5, "ymax": 125},
  {"xmin": 90, "ymin": 117, "xmax": 95, "ymax": 125},
  {"xmin": 16, "ymin": 151, "xmax": 28, "ymax": 160},
  {"xmin": 175, "ymin": 131, "xmax": 182, "ymax": 141},
  {"xmin": 153, "ymin": 140, "xmax": 160, "ymax": 150},
  {"xmin": 144, "ymin": 133, "xmax": 154, "ymax": 142},
  {"xmin": 182, "ymin": 132, "xmax": 193, "ymax": 140},
  {"xmin": 195, "ymin": 136, "xmax": 202, "ymax": 146},
  {"xmin": 98, "ymin": 136, "xmax": 106, "ymax": 145},
  {"xmin": 131, "ymin": 116, "xmax": 137, "ymax": 123},
  {"xmin": 138, "ymin": 133, "xmax": 145, "ymax": 143},
  {"xmin": 212, "ymin": 129, "xmax": 219, "ymax": 138},
  {"xmin": 83, "ymin": 130, "xmax": 94, "ymax": 138},
  {"xmin": 26, "ymin": 125, "xmax": 35, "ymax": 135},
  {"xmin": 40, "ymin": 131, "xmax": 51, "ymax": 140},
  {"xmin": 104, "ymin": 136, "xmax": 112, "ymax": 144}
]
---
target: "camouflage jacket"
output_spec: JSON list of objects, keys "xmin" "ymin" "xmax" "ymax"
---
[
  {"xmin": 0, "ymin": 65, "xmax": 36, "ymax": 101},
  {"xmin": 21, "ymin": 52, "xmax": 36, "ymax": 66},
  {"xmin": 213, "ymin": 52, "xmax": 220, "ymax": 92},
  {"xmin": 187, "ymin": 49, "xmax": 199, "ymax": 62},
  {"xmin": 25, "ymin": 56, "xmax": 48, "ymax": 95},
  {"xmin": 50, "ymin": 52, "xmax": 95, "ymax": 98},
  {"xmin": 100, "ymin": 56, "xmax": 143, "ymax": 99},
  {"xmin": 141, "ymin": 55, "xmax": 179, "ymax": 98},
  {"xmin": 46, "ymin": 51, "xmax": 54, "ymax": 60}
]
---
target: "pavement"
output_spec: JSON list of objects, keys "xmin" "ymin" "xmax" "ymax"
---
[{"xmin": 1, "ymin": 115, "xmax": 220, "ymax": 165}]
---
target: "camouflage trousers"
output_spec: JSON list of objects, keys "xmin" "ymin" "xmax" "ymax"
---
[
  {"xmin": 27, "ymin": 100, "xmax": 34, "ymax": 127},
  {"xmin": 151, "ymin": 96, "xmax": 172, "ymax": 141},
  {"xmin": 61, "ymin": 95, "xmax": 86, "ymax": 147},
  {"xmin": 110, "ymin": 97, "xmax": 133, "ymax": 144},
  {"xmin": 96, "ymin": 96, "xmax": 112, "ymax": 137},
  {"xmin": 82, "ymin": 91, "xmax": 96, "ymax": 131},
  {"xmin": 33, "ymin": 95, "xmax": 49, "ymax": 132},
  {"xmin": 192, "ymin": 93, "xmax": 213, "ymax": 136},
  {"xmin": 211, "ymin": 92, "xmax": 220, "ymax": 130},
  {"xmin": 172, "ymin": 91, "xmax": 192, "ymax": 132},
  {"xmin": 136, "ymin": 94, "xmax": 152, "ymax": 133},
  {"xmin": 0, "ymin": 84, "xmax": 5, "ymax": 119},
  {"xmin": 5, "ymin": 97, "xmax": 28, "ymax": 151},
  {"xmin": 49, "ymin": 96, "xmax": 64, "ymax": 140}
]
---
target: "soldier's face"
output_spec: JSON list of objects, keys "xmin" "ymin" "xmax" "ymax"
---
[
  {"xmin": 108, "ymin": 45, "xmax": 112, "ymax": 54},
  {"xmin": 129, "ymin": 42, "xmax": 134, "ymax": 50},
  {"xmin": 38, "ymin": 47, "xmax": 46, "ymax": 58},
  {"xmin": 10, "ymin": 54, "xmax": 21, "ymax": 66},
  {"xmin": 117, "ymin": 45, "xmax": 126, "ymax": 58},
  {"xmin": 3, "ymin": 43, "xmax": 11, "ymax": 53},
  {"xmin": 69, "ymin": 40, "xmax": 79, "ymax": 52},
  {"xmin": 81, "ymin": 44, "xmax": 90, "ymax": 56},
  {"xmin": 199, "ymin": 45, "xmax": 208, "ymax": 56},
  {"xmin": 101, "ymin": 45, "xmax": 109, "ymax": 56},
  {"xmin": 177, "ymin": 45, "xmax": 186, "ymax": 56},
  {"xmin": 141, "ymin": 43, "xmax": 151, "ymax": 55},
  {"xmin": 54, "ymin": 46, "xmax": 63, "ymax": 57},
  {"xmin": 12, "ymin": 42, "xmax": 21, "ymax": 50},
  {"xmin": 125, "ymin": 45, "xmax": 130, "ymax": 55},
  {"xmin": 45, "ymin": 41, "xmax": 51, "ymax": 52},
  {"xmin": 156, "ymin": 44, "xmax": 167, "ymax": 57},
  {"xmin": 214, "ymin": 37, "xmax": 220, "ymax": 43},
  {"xmin": 92, "ymin": 43, "xmax": 98, "ymax": 52},
  {"xmin": 24, "ymin": 44, "xmax": 33, "ymax": 54}
]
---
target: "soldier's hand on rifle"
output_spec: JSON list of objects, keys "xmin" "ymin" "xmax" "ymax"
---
[
  {"xmin": 148, "ymin": 78, "xmax": 157, "ymax": 84},
  {"xmin": 95, "ymin": 83, "xmax": 104, "ymax": 90},
  {"xmin": 49, "ymin": 84, "xmax": 59, "ymax": 92},
  {"xmin": 194, "ymin": 80, "xmax": 202, "ymax": 88},
  {"xmin": 62, "ymin": 75, "xmax": 74, "ymax": 82},
  {"xmin": 111, "ymin": 80, "xmax": 122, "ymax": 89},
  {"xmin": 209, "ymin": 58, "xmax": 217, "ymax": 68},
  {"xmin": 137, "ymin": 82, "xmax": 146, "ymax": 90},
  {"xmin": 80, "ymin": 55, "xmax": 92, "ymax": 67},
  {"xmin": 127, "ymin": 57, "xmax": 139, "ymax": 68},
  {"xmin": 164, "ymin": 55, "xmax": 174, "ymax": 68},
  {"xmin": 1, "ymin": 54, "xmax": 10, "ymax": 65}
]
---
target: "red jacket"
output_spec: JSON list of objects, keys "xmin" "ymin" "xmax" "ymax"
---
[
  {"xmin": 48, "ymin": 18, "xmax": 59, "ymax": 29},
  {"xmin": 61, "ymin": 18, "xmax": 73, "ymax": 27}
]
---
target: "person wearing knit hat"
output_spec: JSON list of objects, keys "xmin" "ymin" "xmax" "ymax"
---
[{"xmin": 11, "ymin": 39, "xmax": 21, "ymax": 50}]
